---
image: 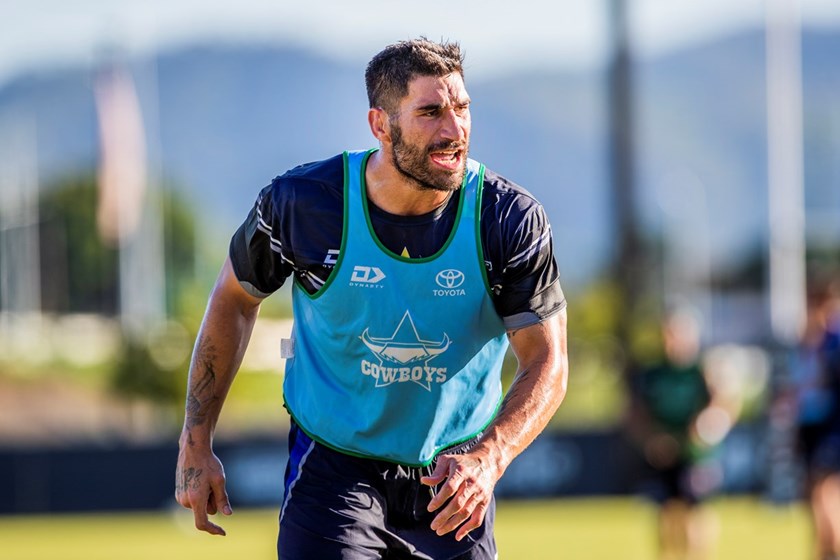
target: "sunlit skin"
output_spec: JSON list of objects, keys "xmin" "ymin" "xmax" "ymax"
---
[{"xmin": 365, "ymin": 72, "xmax": 471, "ymax": 216}]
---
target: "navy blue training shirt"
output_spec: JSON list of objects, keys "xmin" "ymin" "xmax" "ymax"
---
[{"xmin": 229, "ymin": 153, "xmax": 565, "ymax": 331}]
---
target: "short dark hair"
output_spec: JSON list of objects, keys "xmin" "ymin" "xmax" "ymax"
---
[{"xmin": 365, "ymin": 38, "xmax": 464, "ymax": 114}]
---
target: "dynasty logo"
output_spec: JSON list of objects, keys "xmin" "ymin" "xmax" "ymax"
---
[
  {"xmin": 350, "ymin": 265, "xmax": 386, "ymax": 288},
  {"xmin": 359, "ymin": 310, "xmax": 450, "ymax": 391}
]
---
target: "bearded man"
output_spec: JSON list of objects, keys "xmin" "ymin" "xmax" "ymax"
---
[{"xmin": 175, "ymin": 38, "xmax": 569, "ymax": 560}]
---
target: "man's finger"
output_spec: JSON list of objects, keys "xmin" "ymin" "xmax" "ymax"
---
[
  {"xmin": 419, "ymin": 457, "xmax": 450, "ymax": 487},
  {"xmin": 430, "ymin": 481, "xmax": 476, "ymax": 528},
  {"xmin": 207, "ymin": 492, "xmax": 218, "ymax": 516},
  {"xmin": 175, "ymin": 491, "xmax": 192, "ymax": 509},
  {"xmin": 192, "ymin": 494, "xmax": 227, "ymax": 536},
  {"xmin": 455, "ymin": 501, "xmax": 488, "ymax": 541},
  {"xmin": 431, "ymin": 490, "xmax": 477, "ymax": 535},
  {"xmin": 210, "ymin": 476, "xmax": 233, "ymax": 516},
  {"xmin": 427, "ymin": 461, "xmax": 466, "ymax": 512}
]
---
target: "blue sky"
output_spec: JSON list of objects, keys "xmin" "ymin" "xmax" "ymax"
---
[{"xmin": 2, "ymin": 0, "xmax": 839, "ymax": 85}]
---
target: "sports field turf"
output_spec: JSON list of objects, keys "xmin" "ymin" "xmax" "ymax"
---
[{"xmin": 0, "ymin": 497, "xmax": 811, "ymax": 560}]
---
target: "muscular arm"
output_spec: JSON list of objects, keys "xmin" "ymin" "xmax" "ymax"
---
[
  {"xmin": 422, "ymin": 308, "xmax": 568, "ymax": 540},
  {"xmin": 175, "ymin": 256, "xmax": 263, "ymax": 535}
]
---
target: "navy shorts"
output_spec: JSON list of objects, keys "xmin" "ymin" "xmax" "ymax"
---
[
  {"xmin": 639, "ymin": 460, "xmax": 717, "ymax": 505},
  {"xmin": 278, "ymin": 422, "xmax": 497, "ymax": 560},
  {"xmin": 798, "ymin": 423, "xmax": 840, "ymax": 477}
]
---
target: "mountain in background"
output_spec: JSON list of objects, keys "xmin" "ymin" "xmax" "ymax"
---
[{"xmin": 1, "ymin": 28, "xmax": 838, "ymax": 288}]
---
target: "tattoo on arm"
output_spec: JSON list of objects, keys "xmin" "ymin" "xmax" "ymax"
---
[
  {"xmin": 176, "ymin": 467, "xmax": 203, "ymax": 492},
  {"xmin": 185, "ymin": 335, "xmax": 222, "ymax": 428}
]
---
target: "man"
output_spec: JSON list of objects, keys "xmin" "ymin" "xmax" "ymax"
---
[
  {"xmin": 626, "ymin": 308, "xmax": 738, "ymax": 560},
  {"xmin": 783, "ymin": 277, "xmax": 840, "ymax": 560},
  {"xmin": 176, "ymin": 38, "xmax": 568, "ymax": 559}
]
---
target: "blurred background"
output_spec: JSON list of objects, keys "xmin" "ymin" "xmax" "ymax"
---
[{"xmin": 1, "ymin": 0, "xmax": 839, "ymax": 558}]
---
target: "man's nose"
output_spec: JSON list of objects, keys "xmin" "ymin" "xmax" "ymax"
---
[{"xmin": 439, "ymin": 108, "xmax": 467, "ymax": 141}]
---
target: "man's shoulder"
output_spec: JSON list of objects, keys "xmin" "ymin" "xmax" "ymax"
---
[
  {"xmin": 265, "ymin": 153, "xmax": 345, "ymax": 206},
  {"xmin": 480, "ymin": 167, "xmax": 544, "ymax": 214},
  {"xmin": 479, "ymin": 167, "xmax": 549, "ymax": 237},
  {"xmin": 280, "ymin": 153, "xmax": 345, "ymax": 182}
]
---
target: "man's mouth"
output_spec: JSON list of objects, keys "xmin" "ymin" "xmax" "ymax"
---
[{"xmin": 429, "ymin": 148, "xmax": 463, "ymax": 170}]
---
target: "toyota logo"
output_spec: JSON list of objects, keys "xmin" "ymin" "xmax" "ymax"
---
[{"xmin": 435, "ymin": 269, "xmax": 465, "ymax": 289}]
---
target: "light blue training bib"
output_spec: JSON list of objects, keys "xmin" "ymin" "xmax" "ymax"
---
[{"xmin": 283, "ymin": 149, "xmax": 509, "ymax": 466}]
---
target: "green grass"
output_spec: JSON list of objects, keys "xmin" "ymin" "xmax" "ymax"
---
[
  {"xmin": 495, "ymin": 498, "xmax": 811, "ymax": 560},
  {"xmin": 0, "ymin": 498, "xmax": 811, "ymax": 560}
]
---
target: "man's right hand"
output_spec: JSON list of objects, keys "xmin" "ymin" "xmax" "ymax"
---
[{"xmin": 175, "ymin": 433, "xmax": 233, "ymax": 536}]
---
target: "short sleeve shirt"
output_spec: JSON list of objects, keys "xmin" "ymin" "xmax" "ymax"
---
[{"xmin": 229, "ymin": 153, "xmax": 565, "ymax": 330}]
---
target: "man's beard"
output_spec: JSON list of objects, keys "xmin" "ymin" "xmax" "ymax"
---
[{"xmin": 390, "ymin": 123, "xmax": 467, "ymax": 192}]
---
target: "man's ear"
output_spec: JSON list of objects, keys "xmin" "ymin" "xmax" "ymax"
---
[{"xmin": 368, "ymin": 107, "xmax": 391, "ymax": 144}]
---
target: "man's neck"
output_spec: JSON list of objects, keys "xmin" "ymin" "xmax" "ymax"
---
[{"xmin": 364, "ymin": 150, "xmax": 453, "ymax": 216}]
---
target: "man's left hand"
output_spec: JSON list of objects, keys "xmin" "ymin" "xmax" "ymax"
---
[{"xmin": 420, "ymin": 450, "xmax": 501, "ymax": 541}]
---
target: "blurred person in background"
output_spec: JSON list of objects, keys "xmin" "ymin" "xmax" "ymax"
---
[
  {"xmin": 781, "ymin": 274, "xmax": 840, "ymax": 560},
  {"xmin": 625, "ymin": 306, "xmax": 740, "ymax": 560},
  {"xmin": 174, "ymin": 37, "xmax": 569, "ymax": 559}
]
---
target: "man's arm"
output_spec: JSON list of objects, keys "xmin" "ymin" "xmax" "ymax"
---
[
  {"xmin": 689, "ymin": 361, "xmax": 742, "ymax": 450},
  {"xmin": 421, "ymin": 308, "xmax": 568, "ymax": 540},
  {"xmin": 175, "ymin": 257, "xmax": 263, "ymax": 536}
]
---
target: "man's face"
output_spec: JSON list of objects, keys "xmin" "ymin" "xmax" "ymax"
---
[{"xmin": 387, "ymin": 73, "xmax": 471, "ymax": 192}]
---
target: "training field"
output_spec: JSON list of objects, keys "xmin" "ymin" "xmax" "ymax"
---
[{"xmin": 0, "ymin": 497, "xmax": 810, "ymax": 560}]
